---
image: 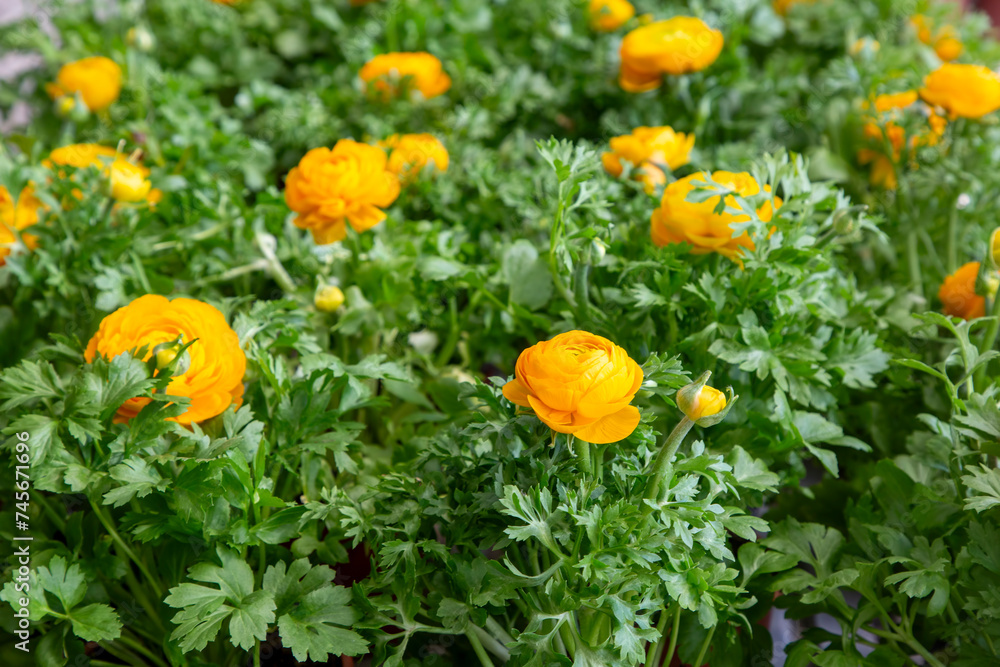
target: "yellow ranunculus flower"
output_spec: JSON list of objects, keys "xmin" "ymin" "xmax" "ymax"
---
[
  {"xmin": 378, "ymin": 134, "xmax": 449, "ymax": 182},
  {"xmin": 315, "ymin": 285, "xmax": 346, "ymax": 312},
  {"xmin": 939, "ymin": 262, "xmax": 986, "ymax": 320},
  {"xmin": 284, "ymin": 139, "xmax": 401, "ymax": 245},
  {"xmin": 602, "ymin": 126, "xmax": 694, "ymax": 193},
  {"xmin": 678, "ymin": 385, "xmax": 727, "ymax": 421},
  {"xmin": 85, "ymin": 295, "xmax": 246, "ymax": 424},
  {"xmin": 359, "ymin": 52, "xmax": 452, "ymax": 100},
  {"xmin": 46, "ymin": 144, "xmax": 161, "ymax": 205},
  {"xmin": 503, "ymin": 330, "xmax": 643, "ymax": 445},
  {"xmin": 618, "ymin": 18, "xmax": 724, "ymax": 92},
  {"xmin": 45, "ymin": 57, "xmax": 122, "ymax": 112},
  {"xmin": 0, "ymin": 185, "xmax": 43, "ymax": 265},
  {"xmin": 650, "ymin": 171, "xmax": 781, "ymax": 262},
  {"xmin": 588, "ymin": 0, "xmax": 635, "ymax": 32},
  {"xmin": 920, "ymin": 64, "xmax": 1000, "ymax": 119}
]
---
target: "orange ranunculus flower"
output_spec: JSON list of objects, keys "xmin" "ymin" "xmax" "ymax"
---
[
  {"xmin": 857, "ymin": 151, "xmax": 898, "ymax": 190},
  {"xmin": 939, "ymin": 262, "xmax": 987, "ymax": 320},
  {"xmin": 858, "ymin": 91, "xmax": 947, "ymax": 190},
  {"xmin": 589, "ymin": 0, "xmax": 635, "ymax": 32},
  {"xmin": 773, "ymin": 0, "xmax": 817, "ymax": 15},
  {"xmin": 46, "ymin": 144, "xmax": 161, "ymax": 204},
  {"xmin": 359, "ymin": 52, "xmax": 452, "ymax": 100},
  {"xmin": 651, "ymin": 171, "xmax": 781, "ymax": 262},
  {"xmin": 85, "ymin": 295, "xmax": 246, "ymax": 424},
  {"xmin": 45, "ymin": 57, "xmax": 122, "ymax": 112},
  {"xmin": 285, "ymin": 139, "xmax": 401, "ymax": 245},
  {"xmin": 618, "ymin": 18, "xmax": 724, "ymax": 92},
  {"xmin": 378, "ymin": 133, "xmax": 449, "ymax": 182},
  {"xmin": 602, "ymin": 126, "xmax": 694, "ymax": 193},
  {"xmin": 503, "ymin": 331, "xmax": 643, "ymax": 444},
  {"xmin": 0, "ymin": 185, "xmax": 43, "ymax": 265},
  {"xmin": 920, "ymin": 64, "xmax": 1000, "ymax": 119}
]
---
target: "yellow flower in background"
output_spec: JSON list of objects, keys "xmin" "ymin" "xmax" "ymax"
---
[
  {"xmin": 85, "ymin": 295, "xmax": 247, "ymax": 424},
  {"xmin": 678, "ymin": 384, "xmax": 727, "ymax": 421},
  {"xmin": 773, "ymin": 0, "xmax": 817, "ymax": 15},
  {"xmin": 911, "ymin": 14, "xmax": 964, "ymax": 61},
  {"xmin": 618, "ymin": 17, "xmax": 724, "ymax": 92},
  {"xmin": 0, "ymin": 185, "xmax": 42, "ymax": 265},
  {"xmin": 378, "ymin": 133, "xmax": 449, "ymax": 182},
  {"xmin": 602, "ymin": 126, "xmax": 694, "ymax": 194},
  {"xmin": 315, "ymin": 285, "xmax": 346, "ymax": 312},
  {"xmin": 650, "ymin": 171, "xmax": 781, "ymax": 262},
  {"xmin": 45, "ymin": 57, "xmax": 122, "ymax": 112},
  {"xmin": 939, "ymin": 262, "xmax": 986, "ymax": 320},
  {"xmin": 920, "ymin": 64, "xmax": 1000, "ymax": 119},
  {"xmin": 934, "ymin": 34, "xmax": 963, "ymax": 62},
  {"xmin": 503, "ymin": 330, "xmax": 643, "ymax": 444},
  {"xmin": 588, "ymin": 0, "xmax": 635, "ymax": 32},
  {"xmin": 359, "ymin": 52, "xmax": 452, "ymax": 100},
  {"xmin": 45, "ymin": 144, "xmax": 161, "ymax": 205},
  {"xmin": 858, "ymin": 90, "xmax": 949, "ymax": 190},
  {"xmin": 857, "ymin": 151, "xmax": 898, "ymax": 190},
  {"xmin": 850, "ymin": 38, "xmax": 880, "ymax": 56},
  {"xmin": 285, "ymin": 139, "xmax": 401, "ymax": 245}
]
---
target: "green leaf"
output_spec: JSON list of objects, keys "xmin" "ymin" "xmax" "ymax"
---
[
  {"xmin": 962, "ymin": 465, "xmax": 1000, "ymax": 513},
  {"xmin": 103, "ymin": 458, "xmax": 169, "ymax": 508},
  {"xmin": 165, "ymin": 548, "xmax": 275, "ymax": 653},
  {"xmin": 0, "ymin": 360, "xmax": 63, "ymax": 410},
  {"xmin": 264, "ymin": 559, "xmax": 366, "ymax": 661},
  {"xmin": 68, "ymin": 603, "xmax": 123, "ymax": 642},
  {"xmin": 277, "ymin": 587, "xmax": 366, "ymax": 661},
  {"xmin": 36, "ymin": 556, "xmax": 87, "ymax": 611}
]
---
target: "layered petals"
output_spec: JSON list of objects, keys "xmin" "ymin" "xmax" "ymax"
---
[
  {"xmin": 651, "ymin": 171, "xmax": 781, "ymax": 262},
  {"xmin": 503, "ymin": 331, "xmax": 643, "ymax": 444},
  {"xmin": 359, "ymin": 52, "xmax": 451, "ymax": 100},
  {"xmin": 618, "ymin": 18, "xmax": 723, "ymax": 92},
  {"xmin": 285, "ymin": 140, "xmax": 401, "ymax": 245},
  {"xmin": 46, "ymin": 56, "xmax": 122, "ymax": 112},
  {"xmin": 85, "ymin": 295, "xmax": 247, "ymax": 424}
]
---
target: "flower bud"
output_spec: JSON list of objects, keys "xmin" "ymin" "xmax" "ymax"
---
[
  {"xmin": 127, "ymin": 27, "xmax": 155, "ymax": 52},
  {"xmin": 55, "ymin": 95, "xmax": 77, "ymax": 117},
  {"xmin": 679, "ymin": 385, "xmax": 726, "ymax": 421},
  {"xmin": 152, "ymin": 339, "xmax": 190, "ymax": 376},
  {"xmin": 675, "ymin": 371, "xmax": 736, "ymax": 427},
  {"xmin": 314, "ymin": 285, "xmax": 345, "ymax": 312}
]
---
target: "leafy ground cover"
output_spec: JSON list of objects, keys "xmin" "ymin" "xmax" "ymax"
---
[{"xmin": 1, "ymin": 1, "xmax": 1000, "ymax": 666}]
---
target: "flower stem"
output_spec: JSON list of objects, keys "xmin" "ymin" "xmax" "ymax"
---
[
  {"xmin": 466, "ymin": 629, "xmax": 494, "ymax": 667},
  {"xmin": 692, "ymin": 623, "xmax": 716, "ymax": 667},
  {"xmin": 907, "ymin": 229, "xmax": 924, "ymax": 304},
  {"xmin": 974, "ymin": 290, "xmax": 1000, "ymax": 390},
  {"xmin": 642, "ymin": 418, "xmax": 695, "ymax": 514}
]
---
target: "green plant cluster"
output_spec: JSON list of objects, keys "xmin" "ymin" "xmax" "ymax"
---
[{"xmin": 1, "ymin": 1, "xmax": 999, "ymax": 666}]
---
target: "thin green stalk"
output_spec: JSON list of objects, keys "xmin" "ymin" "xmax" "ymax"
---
[
  {"xmin": 646, "ymin": 607, "xmax": 671, "ymax": 667},
  {"xmin": 642, "ymin": 418, "xmax": 695, "ymax": 515},
  {"xmin": 472, "ymin": 624, "xmax": 511, "ymax": 662},
  {"xmin": 662, "ymin": 604, "xmax": 682, "ymax": 667},
  {"xmin": 254, "ymin": 639, "xmax": 262, "ymax": 667},
  {"xmin": 906, "ymin": 230, "xmax": 924, "ymax": 303},
  {"xmin": 947, "ymin": 202, "xmax": 959, "ymax": 274},
  {"xmin": 575, "ymin": 436, "xmax": 592, "ymax": 477},
  {"xmin": 974, "ymin": 291, "xmax": 1000, "ymax": 390},
  {"xmin": 692, "ymin": 624, "xmax": 716, "ymax": 667},
  {"xmin": 466, "ymin": 628, "xmax": 495, "ymax": 667},
  {"xmin": 90, "ymin": 500, "xmax": 164, "ymax": 596},
  {"xmin": 485, "ymin": 616, "xmax": 516, "ymax": 647},
  {"xmin": 117, "ymin": 633, "xmax": 168, "ymax": 667}
]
